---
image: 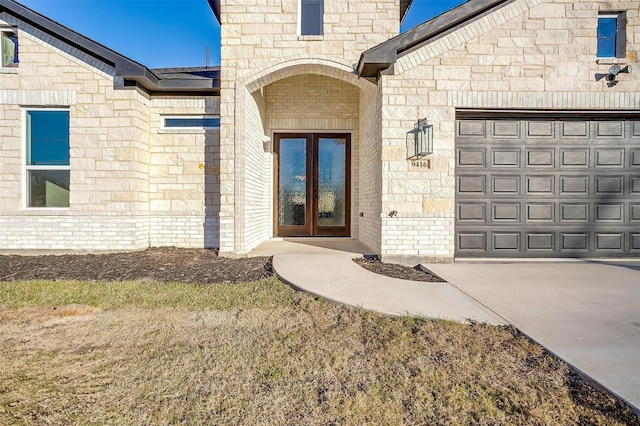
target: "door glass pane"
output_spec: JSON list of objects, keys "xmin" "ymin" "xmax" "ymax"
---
[
  {"xmin": 317, "ymin": 138, "xmax": 346, "ymax": 226},
  {"xmin": 279, "ymin": 138, "xmax": 307, "ymax": 226}
]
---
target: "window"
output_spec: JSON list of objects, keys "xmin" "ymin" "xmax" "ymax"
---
[
  {"xmin": 162, "ymin": 116, "xmax": 220, "ymax": 129},
  {"xmin": 597, "ymin": 13, "xmax": 625, "ymax": 58},
  {"xmin": 300, "ymin": 0, "xmax": 323, "ymax": 36},
  {"xmin": 1, "ymin": 28, "xmax": 18, "ymax": 67},
  {"xmin": 25, "ymin": 110, "xmax": 70, "ymax": 208}
]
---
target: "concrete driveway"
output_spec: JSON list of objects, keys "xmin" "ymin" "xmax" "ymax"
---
[{"xmin": 425, "ymin": 261, "xmax": 640, "ymax": 413}]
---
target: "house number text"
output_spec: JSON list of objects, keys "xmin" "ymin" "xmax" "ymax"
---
[{"xmin": 408, "ymin": 159, "xmax": 431, "ymax": 171}]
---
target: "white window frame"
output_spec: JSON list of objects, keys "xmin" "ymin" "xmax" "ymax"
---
[
  {"xmin": 298, "ymin": 0, "xmax": 323, "ymax": 36},
  {"xmin": 161, "ymin": 115, "xmax": 220, "ymax": 130},
  {"xmin": 597, "ymin": 12, "xmax": 626, "ymax": 59},
  {"xmin": 1, "ymin": 27, "xmax": 19, "ymax": 68},
  {"xmin": 23, "ymin": 108, "xmax": 71, "ymax": 210}
]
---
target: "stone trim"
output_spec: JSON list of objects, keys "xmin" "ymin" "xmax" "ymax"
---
[{"xmin": 448, "ymin": 91, "xmax": 640, "ymax": 109}]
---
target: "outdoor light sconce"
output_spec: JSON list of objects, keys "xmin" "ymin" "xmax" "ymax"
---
[
  {"xmin": 595, "ymin": 64, "xmax": 632, "ymax": 87},
  {"xmin": 406, "ymin": 118, "xmax": 433, "ymax": 160}
]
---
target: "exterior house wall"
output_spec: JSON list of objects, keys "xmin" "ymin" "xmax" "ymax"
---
[
  {"xmin": 219, "ymin": 0, "xmax": 402, "ymax": 254},
  {"xmin": 148, "ymin": 97, "xmax": 221, "ymax": 248},
  {"xmin": 0, "ymin": 13, "xmax": 150, "ymax": 250},
  {"xmin": 378, "ymin": 0, "xmax": 640, "ymax": 263},
  {"xmin": 358, "ymin": 86, "xmax": 383, "ymax": 254},
  {"xmin": 0, "ymin": 12, "xmax": 218, "ymax": 250}
]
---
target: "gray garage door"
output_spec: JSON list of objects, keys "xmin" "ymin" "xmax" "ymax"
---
[{"xmin": 455, "ymin": 114, "xmax": 640, "ymax": 258}]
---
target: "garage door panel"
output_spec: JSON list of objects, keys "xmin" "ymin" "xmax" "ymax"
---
[
  {"xmin": 457, "ymin": 203, "xmax": 486, "ymax": 222},
  {"xmin": 595, "ymin": 203, "xmax": 624, "ymax": 222},
  {"xmin": 492, "ymin": 149, "xmax": 520, "ymax": 167},
  {"xmin": 561, "ymin": 121, "xmax": 589, "ymax": 138},
  {"xmin": 458, "ymin": 120, "xmax": 485, "ymax": 138},
  {"xmin": 457, "ymin": 148, "xmax": 486, "ymax": 167},
  {"xmin": 526, "ymin": 176, "xmax": 555, "ymax": 194},
  {"xmin": 526, "ymin": 121, "xmax": 555, "ymax": 138},
  {"xmin": 560, "ymin": 233, "xmax": 589, "ymax": 251},
  {"xmin": 595, "ymin": 233, "xmax": 624, "ymax": 251},
  {"xmin": 491, "ymin": 203, "xmax": 520, "ymax": 222},
  {"xmin": 560, "ymin": 203, "xmax": 589, "ymax": 222},
  {"xmin": 458, "ymin": 175, "xmax": 486, "ymax": 194},
  {"xmin": 596, "ymin": 121, "xmax": 625, "ymax": 138},
  {"xmin": 492, "ymin": 176, "xmax": 520, "ymax": 194},
  {"xmin": 526, "ymin": 149, "xmax": 554, "ymax": 167},
  {"xmin": 560, "ymin": 149, "xmax": 590, "ymax": 167},
  {"xmin": 526, "ymin": 233, "xmax": 555, "ymax": 251},
  {"xmin": 526, "ymin": 203, "xmax": 555, "ymax": 222},
  {"xmin": 595, "ymin": 176, "xmax": 624, "ymax": 194},
  {"xmin": 456, "ymin": 116, "xmax": 638, "ymax": 258},
  {"xmin": 491, "ymin": 121, "xmax": 520, "ymax": 138},
  {"xmin": 457, "ymin": 232, "xmax": 486, "ymax": 251},
  {"xmin": 491, "ymin": 232, "xmax": 520, "ymax": 250},
  {"xmin": 560, "ymin": 176, "xmax": 589, "ymax": 195},
  {"xmin": 595, "ymin": 148, "xmax": 625, "ymax": 167}
]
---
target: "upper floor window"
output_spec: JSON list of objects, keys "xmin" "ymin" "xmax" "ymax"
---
[
  {"xmin": 300, "ymin": 0, "xmax": 323, "ymax": 36},
  {"xmin": 597, "ymin": 13, "xmax": 625, "ymax": 58},
  {"xmin": 25, "ymin": 110, "xmax": 70, "ymax": 208},
  {"xmin": 1, "ymin": 28, "xmax": 19, "ymax": 67}
]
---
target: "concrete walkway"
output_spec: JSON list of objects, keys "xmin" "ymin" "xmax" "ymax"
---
[
  {"xmin": 255, "ymin": 239, "xmax": 640, "ymax": 413},
  {"xmin": 255, "ymin": 239, "xmax": 505, "ymax": 325}
]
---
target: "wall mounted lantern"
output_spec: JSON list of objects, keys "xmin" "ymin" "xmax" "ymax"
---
[{"xmin": 406, "ymin": 118, "xmax": 433, "ymax": 160}]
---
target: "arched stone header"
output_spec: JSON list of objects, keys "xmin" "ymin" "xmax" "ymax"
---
[{"xmin": 242, "ymin": 57, "xmax": 374, "ymax": 93}]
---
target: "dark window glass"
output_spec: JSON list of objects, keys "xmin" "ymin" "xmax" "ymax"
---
[
  {"xmin": 301, "ymin": 0, "xmax": 323, "ymax": 35},
  {"xmin": 1, "ymin": 30, "xmax": 18, "ymax": 67},
  {"xmin": 597, "ymin": 16, "xmax": 618, "ymax": 57},
  {"xmin": 28, "ymin": 170, "xmax": 70, "ymax": 208},
  {"xmin": 164, "ymin": 117, "xmax": 220, "ymax": 128},
  {"xmin": 27, "ymin": 111, "xmax": 70, "ymax": 166}
]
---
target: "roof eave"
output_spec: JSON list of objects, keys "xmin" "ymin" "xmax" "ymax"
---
[
  {"xmin": 358, "ymin": 0, "xmax": 512, "ymax": 79},
  {"xmin": 207, "ymin": 0, "xmax": 220, "ymax": 23}
]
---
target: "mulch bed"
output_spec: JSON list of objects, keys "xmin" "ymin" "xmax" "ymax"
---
[
  {"xmin": 0, "ymin": 247, "xmax": 446, "ymax": 284},
  {"xmin": 354, "ymin": 257, "xmax": 447, "ymax": 283},
  {"xmin": 0, "ymin": 247, "xmax": 272, "ymax": 284}
]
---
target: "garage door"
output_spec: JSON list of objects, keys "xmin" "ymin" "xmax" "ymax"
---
[{"xmin": 455, "ymin": 114, "xmax": 640, "ymax": 258}]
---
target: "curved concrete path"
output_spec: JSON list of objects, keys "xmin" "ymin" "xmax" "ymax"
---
[{"xmin": 273, "ymin": 254, "xmax": 505, "ymax": 325}]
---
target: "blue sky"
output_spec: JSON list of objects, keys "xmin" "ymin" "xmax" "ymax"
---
[{"xmin": 17, "ymin": 0, "xmax": 465, "ymax": 69}]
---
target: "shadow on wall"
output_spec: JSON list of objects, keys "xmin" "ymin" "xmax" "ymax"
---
[
  {"xmin": 204, "ymin": 98, "xmax": 221, "ymax": 249},
  {"xmin": 204, "ymin": 133, "xmax": 220, "ymax": 249}
]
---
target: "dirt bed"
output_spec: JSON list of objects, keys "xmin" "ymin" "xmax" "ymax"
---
[
  {"xmin": 0, "ymin": 247, "xmax": 272, "ymax": 283},
  {"xmin": 0, "ymin": 247, "xmax": 445, "ymax": 284},
  {"xmin": 354, "ymin": 257, "xmax": 447, "ymax": 282}
]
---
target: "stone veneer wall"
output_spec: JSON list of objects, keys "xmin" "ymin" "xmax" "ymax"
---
[
  {"xmin": 219, "ymin": 0, "xmax": 402, "ymax": 254},
  {"xmin": 0, "ymin": 12, "xmax": 217, "ymax": 250},
  {"xmin": 358, "ymin": 85, "xmax": 383, "ymax": 254},
  {"xmin": 148, "ymin": 97, "xmax": 221, "ymax": 248},
  {"xmin": 378, "ymin": 0, "xmax": 640, "ymax": 263}
]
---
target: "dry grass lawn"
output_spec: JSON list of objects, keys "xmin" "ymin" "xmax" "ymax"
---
[{"xmin": 0, "ymin": 279, "xmax": 637, "ymax": 425}]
